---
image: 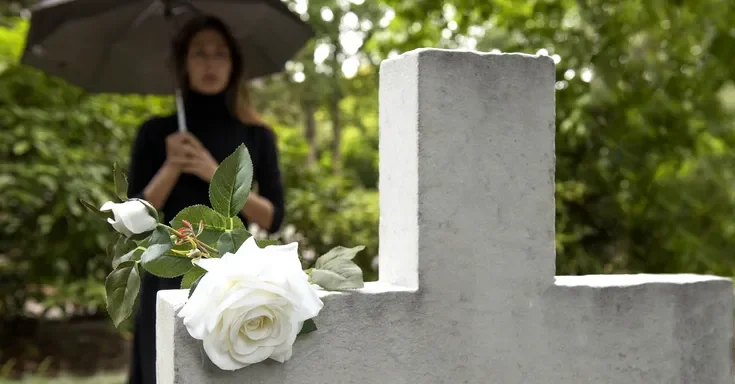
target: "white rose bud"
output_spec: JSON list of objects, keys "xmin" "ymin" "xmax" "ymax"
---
[
  {"xmin": 99, "ymin": 200, "xmax": 157, "ymax": 238},
  {"xmin": 177, "ymin": 237, "xmax": 324, "ymax": 370}
]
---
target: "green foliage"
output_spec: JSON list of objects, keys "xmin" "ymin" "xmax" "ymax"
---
[
  {"xmin": 112, "ymin": 164, "xmax": 128, "ymax": 202},
  {"xmin": 216, "ymin": 228, "xmax": 251, "ymax": 255},
  {"xmin": 104, "ymin": 261, "xmax": 140, "ymax": 328},
  {"xmin": 2, "ymin": 0, "xmax": 735, "ymax": 333},
  {"xmin": 376, "ymin": 0, "xmax": 735, "ymax": 276},
  {"xmin": 310, "ymin": 246, "xmax": 365, "ymax": 290},
  {"xmin": 275, "ymin": 130, "xmax": 380, "ymax": 280},
  {"xmin": 110, "ymin": 236, "xmax": 137, "ymax": 269},
  {"xmin": 0, "ymin": 19, "xmax": 171, "ymax": 318},
  {"xmin": 209, "ymin": 144, "xmax": 254, "ymax": 218},
  {"xmin": 139, "ymin": 227, "xmax": 187, "ymax": 279},
  {"xmin": 170, "ymin": 205, "xmax": 243, "ymax": 246},
  {"xmin": 93, "ymin": 143, "xmax": 365, "ymax": 327},
  {"xmin": 298, "ymin": 318, "xmax": 317, "ymax": 336},
  {"xmin": 180, "ymin": 266, "xmax": 206, "ymax": 289}
]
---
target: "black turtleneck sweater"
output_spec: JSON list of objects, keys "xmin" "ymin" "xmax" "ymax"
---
[
  {"xmin": 125, "ymin": 90, "xmax": 286, "ymax": 384},
  {"xmin": 126, "ymin": 90, "xmax": 285, "ymax": 233}
]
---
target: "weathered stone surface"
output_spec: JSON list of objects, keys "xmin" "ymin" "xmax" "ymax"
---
[{"xmin": 157, "ymin": 49, "xmax": 734, "ymax": 384}]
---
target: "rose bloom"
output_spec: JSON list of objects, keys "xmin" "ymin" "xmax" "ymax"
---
[
  {"xmin": 100, "ymin": 200, "xmax": 157, "ymax": 237},
  {"xmin": 177, "ymin": 237, "xmax": 323, "ymax": 370}
]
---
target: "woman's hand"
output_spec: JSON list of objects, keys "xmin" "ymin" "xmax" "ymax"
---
[{"xmin": 165, "ymin": 132, "xmax": 219, "ymax": 183}]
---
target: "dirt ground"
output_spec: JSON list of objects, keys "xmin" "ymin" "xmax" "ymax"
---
[{"xmin": 0, "ymin": 314, "xmax": 130, "ymax": 379}]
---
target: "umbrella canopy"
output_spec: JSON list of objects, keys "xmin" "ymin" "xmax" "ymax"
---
[{"xmin": 20, "ymin": 0, "xmax": 313, "ymax": 95}]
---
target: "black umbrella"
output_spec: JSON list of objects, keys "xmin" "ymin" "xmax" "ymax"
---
[{"xmin": 21, "ymin": 0, "xmax": 313, "ymax": 131}]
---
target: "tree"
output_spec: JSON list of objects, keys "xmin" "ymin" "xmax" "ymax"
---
[
  {"xmin": 3, "ymin": 0, "xmax": 734, "ymax": 325},
  {"xmin": 376, "ymin": 0, "xmax": 735, "ymax": 275},
  {"xmin": 0, "ymin": 19, "xmax": 172, "ymax": 317}
]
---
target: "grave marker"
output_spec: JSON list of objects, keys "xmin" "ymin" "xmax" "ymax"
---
[{"xmin": 157, "ymin": 49, "xmax": 733, "ymax": 384}]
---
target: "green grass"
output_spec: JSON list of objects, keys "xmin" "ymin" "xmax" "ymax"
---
[{"xmin": 0, "ymin": 373, "xmax": 125, "ymax": 384}]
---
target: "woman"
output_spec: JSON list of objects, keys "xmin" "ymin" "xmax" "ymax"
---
[{"xmin": 125, "ymin": 15, "xmax": 285, "ymax": 384}]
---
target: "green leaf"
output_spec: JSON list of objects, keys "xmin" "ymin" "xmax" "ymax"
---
[
  {"xmin": 310, "ymin": 264, "xmax": 364, "ymax": 290},
  {"xmin": 255, "ymin": 239, "xmax": 279, "ymax": 248},
  {"xmin": 131, "ymin": 198, "xmax": 159, "ymax": 222},
  {"xmin": 188, "ymin": 274, "xmax": 204, "ymax": 298},
  {"xmin": 113, "ymin": 163, "xmax": 128, "ymax": 201},
  {"xmin": 128, "ymin": 230, "xmax": 153, "ymax": 242},
  {"xmin": 137, "ymin": 236, "xmax": 150, "ymax": 248},
  {"xmin": 114, "ymin": 248, "xmax": 143, "ymax": 270},
  {"xmin": 143, "ymin": 253, "xmax": 193, "ymax": 278},
  {"xmin": 298, "ymin": 318, "xmax": 317, "ymax": 336},
  {"xmin": 112, "ymin": 236, "xmax": 137, "ymax": 268},
  {"xmin": 310, "ymin": 245, "xmax": 366, "ymax": 290},
  {"xmin": 181, "ymin": 266, "xmax": 206, "ymax": 289},
  {"xmin": 216, "ymin": 228, "xmax": 251, "ymax": 255},
  {"xmin": 314, "ymin": 245, "xmax": 366, "ymax": 269},
  {"xmin": 106, "ymin": 235, "xmax": 119, "ymax": 260},
  {"xmin": 170, "ymin": 205, "xmax": 245, "ymax": 245},
  {"xmin": 80, "ymin": 198, "xmax": 112, "ymax": 221},
  {"xmin": 209, "ymin": 144, "xmax": 253, "ymax": 217},
  {"xmin": 140, "ymin": 226, "xmax": 192, "ymax": 278},
  {"xmin": 140, "ymin": 226, "xmax": 172, "ymax": 261},
  {"xmin": 105, "ymin": 261, "xmax": 141, "ymax": 328}
]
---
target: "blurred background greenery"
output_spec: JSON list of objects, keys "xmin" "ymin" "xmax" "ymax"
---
[{"xmin": 1, "ymin": 0, "xmax": 734, "ymax": 381}]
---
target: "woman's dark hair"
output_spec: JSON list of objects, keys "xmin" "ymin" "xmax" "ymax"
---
[{"xmin": 171, "ymin": 15, "xmax": 245, "ymax": 118}]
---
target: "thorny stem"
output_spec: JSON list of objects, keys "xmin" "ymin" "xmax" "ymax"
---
[
  {"xmin": 196, "ymin": 240, "xmax": 218, "ymax": 254},
  {"xmin": 187, "ymin": 237, "xmax": 198, "ymax": 250},
  {"xmin": 158, "ymin": 223, "xmax": 180, "ymax": 236},
  {"xmin": 157, "ymin": 221, "xmax": 220, "ymax": 258}
]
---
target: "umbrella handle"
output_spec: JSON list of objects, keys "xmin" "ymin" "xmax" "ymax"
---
[
  {"xmin": 175, "ymin": 88, "xmax": 188, "ymax": 132},
  {"xmin": 163, "ymin": 1, "xmax": 188, "ymax": 132}
]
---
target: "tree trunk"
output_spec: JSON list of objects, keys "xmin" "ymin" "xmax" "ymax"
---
[
  {"xmin": 329, "ymin": 96, "xmax": 342, "ymax": 174},
  {"xmin": 302, "ymin": 100, "xmax": 317, "ymax": 165}
]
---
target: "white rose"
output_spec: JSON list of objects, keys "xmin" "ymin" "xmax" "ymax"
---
[
  {"xmin": 177, "ymin": 237, "xmax": 324, "ymax": 370},
  {"xmin": 99, "ymin": 200, "xmax": 157, "ymax": 238}
]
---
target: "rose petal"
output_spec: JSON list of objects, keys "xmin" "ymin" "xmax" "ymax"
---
[
  {"xmin": 215, "ymin": 286, "xmax": 288, "ymax": 314},
  {"xmin": 241, "ymin": 307, "xmax": 274, "ymax": 341},
  {"xmin": 179, "ymin": 273, "xmax": 225, "ymax": 340},
  {"xmin": 194, "ymin": 256, "xmax": 225, "ymax": 273},
  {"xmin": 234, "ymin": 236, "xmax": 262, "ymax": 259},
  {"xmin": 259, "ymin": 241, "xmax": 299, "ymax": 256},
  {"xmin": 268, "ymin": 320, "xmax": 297, "ymax": 363},
  {"xmin": 203, "ymin": 333, "xmax": 259, "ymax": 371},
  {"xmin": 107, "ymin": 217, "xmax": 132, "ymax": 238},
  {"xmin": 257, "ymin": 308, "xmax": 292, "ymax": 348},
  {"xmin": 180, "ymin": 235, "xmax": 325, "ymax": 368},
  {"xmin": 100, "ymin": 201, "xmax": 116, "ymax": 212},
  {"xmin": 206, "ymin": 284, "xmax": 290, "ymax": 335},
  {"xmin": 228, "ymin": 246, "xmax": 324, "ymax": 321},
  {"xmin": 116, "ymin": 201, "xmax": 156, "ymax": 234},
  {"xmin": 245, "ymin": 318, "xmax": 273, "ymax": 341}
]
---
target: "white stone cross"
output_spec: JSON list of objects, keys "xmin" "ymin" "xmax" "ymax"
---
[{"xmin": 157, "ymin": 49, "xmax": 734, "ymax": 384}]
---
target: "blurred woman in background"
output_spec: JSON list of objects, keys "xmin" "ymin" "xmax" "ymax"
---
[{"xmin": 125, "ymin": 15, "xmax": 285, "ymax": 384}]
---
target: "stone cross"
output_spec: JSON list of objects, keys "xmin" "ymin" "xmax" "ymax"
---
[{"xmin": 157, "ymin": 49, "xmax": 734, "ymax": 384}]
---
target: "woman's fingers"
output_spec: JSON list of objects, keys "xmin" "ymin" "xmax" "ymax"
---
[
  {"xmin": 180, "ymin": 132, "xmax": 206, "ymax": 151},
  {"xmin": 177, "ymin": 143, "xmax": 202, "ymax": 159},
  {"xmin": 168, "ymin": 132, "xmax": 203, "ymax": 151}
]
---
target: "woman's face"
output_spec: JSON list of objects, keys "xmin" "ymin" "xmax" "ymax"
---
[{"xmin": 186, "ymin": 29, "xmax": 232, "ymax": 94}]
